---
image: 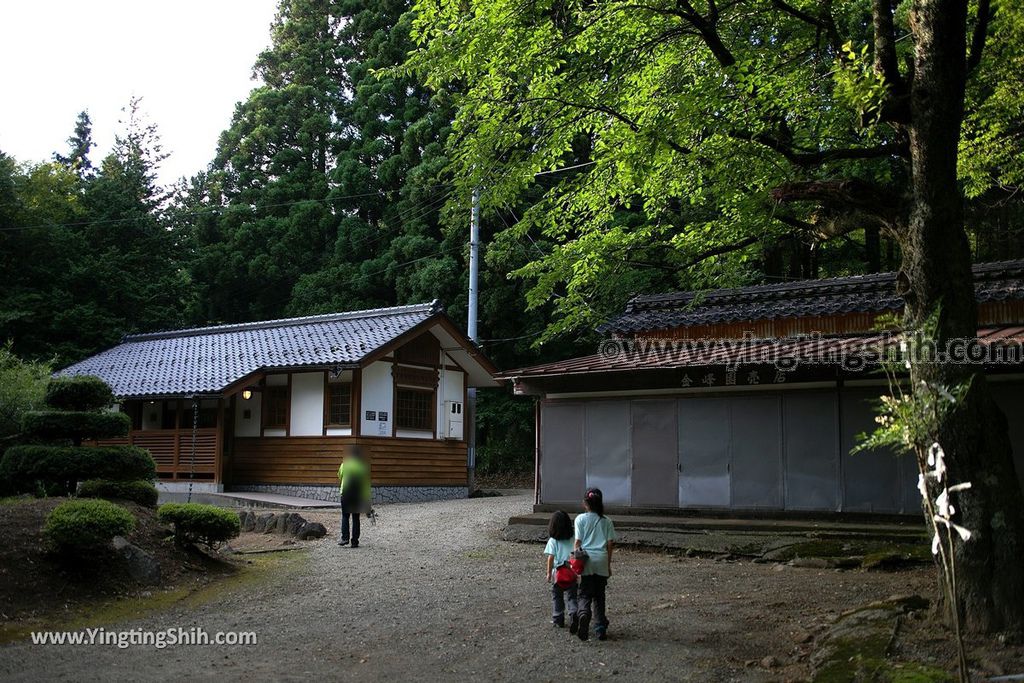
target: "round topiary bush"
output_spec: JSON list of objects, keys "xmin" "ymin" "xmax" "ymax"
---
[
  {"xmin": 44, "ymin": 376, "xmax": 114, "ymax": 412},
  {"xmin": 79, "ymin": 479, "xmax": 159, "ymax": 507},
  {"xmin": 157, "ymin": 503, "xmax": 240, "ymax": 547},
  {"xmin": 0, "ymin": 445, "xmax": 156, "ymax": 495},
  {"xmin": 22, "ymin": 411, "xmax": 131, "ymax": 444},
  {"xmin": 43, "ymin": 499, "xmax": 136, "ymax": 552}
]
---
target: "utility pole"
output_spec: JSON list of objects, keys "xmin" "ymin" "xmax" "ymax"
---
[{"xmin": 467, "ymin": 187, "xmax": 480, "ymax": 494}]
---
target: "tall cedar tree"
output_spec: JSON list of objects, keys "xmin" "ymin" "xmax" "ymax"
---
[{"xmin": 196, "ymin": 0, "xmax": 346, "ymax": 322}]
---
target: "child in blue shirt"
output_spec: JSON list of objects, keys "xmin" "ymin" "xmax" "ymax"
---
[
  {"xmin": 574, "ymin": 488, "xmax": 616, "ymax": 641},
  {"xmin": 543, "ymin": 510, "xmax": 578, "ymax": 630}
]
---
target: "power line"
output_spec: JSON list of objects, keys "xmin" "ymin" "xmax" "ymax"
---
[{"xmin": 0, "ymin": 185, "xmax": 451, "ymax": 233}]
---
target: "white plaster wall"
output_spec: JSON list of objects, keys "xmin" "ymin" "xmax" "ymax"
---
[
  {"xmin": 437, "ymin": 368, "xmax": 465, "ymax": 438},
  {"xmin": 235, "ymin": 391, "xmax": 262, "ymax": 437},
  {"xmin": 291, "ymin": 372, "xmax": 325, "ymax": 436},
  {"xmin": 325, "ymin": 427, "xmax": 352, "ymax": 436},
  {"xmin": 361, "ymin": 361, "xmax": 393, "ymax": 437}
]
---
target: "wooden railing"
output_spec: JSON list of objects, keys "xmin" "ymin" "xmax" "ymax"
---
[
  {"xmin": 97, "ymin": 429, "xmax": 218, "ymax": 480},
  {"xmin": 231, "ymin": 436, "xmax": 468, "ymax": 486}
]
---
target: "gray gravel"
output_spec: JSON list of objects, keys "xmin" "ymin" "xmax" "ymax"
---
[{"xmin": 0, "ymin": 493, "xmax": 931, "ymax": 682}]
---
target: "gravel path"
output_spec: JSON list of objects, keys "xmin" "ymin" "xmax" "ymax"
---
[{"xmin": 0, "ymin": 494, "xmax": 931, "ymax": 682}]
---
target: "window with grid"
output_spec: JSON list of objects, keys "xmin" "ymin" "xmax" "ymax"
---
[
  {"xmin": 395, "ymin": 387, "xmax": 433, "ymax": 431},
  {"xmin": 265, "ymin": 386, "xmax": 289, "ymax": 428},
  {"xmin": 327, "ymin": 382, "xmax": 352, "ymax": 426}
]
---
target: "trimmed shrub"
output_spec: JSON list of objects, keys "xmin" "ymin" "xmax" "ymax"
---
[
  {"xmin": 22, "ymin": 410, "xmax": 131, "ymax": 443},
  {"xmin": 45, "ymin": 376, "xmax": 114, "ymax": 412},
  {"xmin": 79, "ymin": 479, "xmax": 159, "ymax": 507},
  {"xmin": 43, "ymin": 499, "xmax": 136, "ymax": 552},
  {"xmin": 157, "ymin": 503, "xmax": 240, "ymax": 547},
  {"xmin": 0, "ymin": 445, "xmax": 156, "ymax": 495}
]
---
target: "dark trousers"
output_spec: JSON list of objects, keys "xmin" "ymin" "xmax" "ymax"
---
[
  {"xmin": 340, "ymin": 500, "xmax": 360, "ymax": 543},
  {"xmin": 579, "ymin": 575, "xmax": 609, "ymax": 634},
  {"xmin": 551, "ymin": 581, "xmax": 578, "ymax": 623}
]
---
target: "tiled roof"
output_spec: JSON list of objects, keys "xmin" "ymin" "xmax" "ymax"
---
[
  {"xmin": 501, "ymin": 325, "xmax": 1024, "ymax": 379},
  {"xmin": 59, "ymin": 301, "xmax": 444, "ymax": 399},
  {"xmin": 600, "ymin": 260, "xmax": 1024, "ymax": 334}
]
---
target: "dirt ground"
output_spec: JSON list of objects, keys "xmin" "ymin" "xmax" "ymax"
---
[
  {"xmin": 0, "ymin": 493, "xmax": 1002, "ymax": 682},
  {"xmin": 0, "ymin": 497, "xmax": 238, "ymax": 625}
]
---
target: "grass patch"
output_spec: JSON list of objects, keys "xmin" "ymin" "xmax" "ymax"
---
[{"xmin": 0, "ymin": 549, "xmax": 309, "ymax": 645}]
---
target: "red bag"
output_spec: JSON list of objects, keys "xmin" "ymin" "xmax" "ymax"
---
[
  {"xmin": 568, "ymin": 549, "xmax": 588, "ymax": 576},
  {"xmin": 554, "ymin": 564, "xmax": 577, "ymax": 589}
]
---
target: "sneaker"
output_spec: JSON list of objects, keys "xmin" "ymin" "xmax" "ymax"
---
[
  {"xmin": 552, "ymin": 616, "xmax": 564, "ymax": 628},
  {"xmin": 596, "ymin": 630, "xmax": 607, "ymax": 641},
  {"xmin": 350, "ymin": 541, "xmax": 359, "ymax": 548},
  {"xmin": 569, "ymin": 614, "xmax": 579, "ymax": 635},
  {"xmin": 577, "ymin": 613, "xmax": 590, "ymax": 641},
  {"xmin": 338, "ymin": 539, "xmax": 349, "ymax": 546}
]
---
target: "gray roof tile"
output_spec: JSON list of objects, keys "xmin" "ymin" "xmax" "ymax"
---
[
  {"xmin": 59, "ymin": 301, "xmax": 443, "ymax": 399},
  {"xmin": 600, "ymin": 260, "xmax": 1024, "ymax": 334}
]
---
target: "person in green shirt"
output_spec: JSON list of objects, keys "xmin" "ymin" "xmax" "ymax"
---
[{"xmin": 337, "ymin": 445, "xmax": 372, "ymax": 548}]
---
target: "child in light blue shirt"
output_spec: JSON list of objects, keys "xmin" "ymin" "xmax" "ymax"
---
[
  {"xmin": 574, "ymin": 488, "xmax": 616, "ymax": 641},
  {"xmin": 543, "ymin": 510, "xmax": 578, "ymax": 630}
]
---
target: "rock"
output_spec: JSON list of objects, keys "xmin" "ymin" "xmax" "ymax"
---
[
  {"xmin": 793, "ymin": 630, "xmax": 813, "ymax": 644},
  {"xmin": 296, "ymin": 522, "xmax": 327, "ymax": 540},
  {"xmin": 790, "ymin": 557, "xmax": 830, "ymax": 569},
  {"xmin": 238, "ymin": 510, "xmax": 256, "ymax": 532},
  {"xmin": 285, "ymin": 513, "xmax": 307, "ymax": 536},
  {"xmin": 112, "ymin": 536, "xmax": 162, "ymax": 585},
  {"xmin": 254, "ymin": 513, "xmax": 275, "ymax": 533},
  {"xmin": 760, "ymin": 655, "xmax": 781, "ymax": 669}
]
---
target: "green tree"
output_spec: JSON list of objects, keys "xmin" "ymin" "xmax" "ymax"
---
[
  {"xmin": 54, "ymin": 110, "xmax": 95, "ymax": 180},
  {"xmin": 406, "ymin": 0, "xmax": 1024, "ymax": 632},
  {"xmin": 196, "ymin": 0, "xmax": 346, "ymax": 322},
  {"xmin": 80, "ymin": 98, "xmax": 187, "ymax": 341},
  {"xmin": 0, "ymin": 342, "xmax": 51, "ymax": 443},
  {"xmin": 0, "ymin": 152, "xmax": 96, "ymax": 365},
  {"xmin": 288, "ymin": 0, "xmax": 462, "ymax": 315}
]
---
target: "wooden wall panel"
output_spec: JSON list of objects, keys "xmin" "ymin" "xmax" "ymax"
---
[{"xmin": 230, "ymin": 436, "xmax": 468, "ymax": 486}]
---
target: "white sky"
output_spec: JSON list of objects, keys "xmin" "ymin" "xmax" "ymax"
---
[{"xmin": 0, "ymin": 0, "xmax": 280, "ymax": 186}]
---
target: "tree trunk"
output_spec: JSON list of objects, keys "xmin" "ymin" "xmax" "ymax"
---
[{"xmin": 903, "ymin": 0, "xmax": 1024, "ymax": 633}]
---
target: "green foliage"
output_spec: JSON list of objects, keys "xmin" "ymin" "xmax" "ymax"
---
[
  {"xmin": 43, "ymin": 498, "xmax": 136, "ymax": 552},
  {"xmin": 157, "ymin": 503, "xmax": 240, "ymax": 547},
  {"xmin": 0, "ymin": 104, "xmax": 187, "ymax": 367},
  {"xmin": 44, "ymin": 375, "xmax": 114, "ymax": 412},
  {"xmin": 78, "ymin": 479, "xmax": 159, "ymax": 508},
  {"xmin": 0, "ymin": 445, "xmax": 156, "ymax": 495},
  {"xmin": 475, "ymin": 390, "xmax": 535, "ymax": 474},
  {"xmin": 22, "ymin": 410, "xmax": 130, "ymax": 442},
  {"xmin": 403, "ymin": 0, "xmax": 1024, "ymax": 339},
  {"xmin": 0, "ymin": 342, "xmax": 51, "ymax": 441}
]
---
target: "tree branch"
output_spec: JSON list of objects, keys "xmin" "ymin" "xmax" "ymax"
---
[
  {"xmin": 682, "ymin": 234, "xmax": 761, "ymax": 268},
  {"xmin": 732, "ymin": 130, "xmax": 908, "ymax": 166},
  {"xmin": 872, "ymin": 0, "xmax": 903, "ymax": 88},
  {"xmin": 967, "ymin": 0, "xmax": 992, "ymax": 74},
  {"xmin": 770, "ymin": 178, "xmax": 903, "ymax": 224},
  {"xmin": 771, "ymin": 0, "xmax": 842, "ymax": 51}
]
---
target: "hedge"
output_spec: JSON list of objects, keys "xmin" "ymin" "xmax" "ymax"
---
[
  {"xmin": 157, "ymin": 503, "xmax": 240, "ymax": 547},
  {"xmin": 0, "ymin": 445, "xmax": 156, "ymax": 494},
  {"xmin": 79, "ymin": 479, "xmax": 159, "ymax": 507},
  {"xmin": 44, "ymin": 376, "xmax": 114, "ymax": 412},
  {"xmin": 43, "ymin": 499, "xmax": 136, "ymax": 551},
  {"xmin": 22, "ymin": 411, "xmax": 131, "ymax": 442}
]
